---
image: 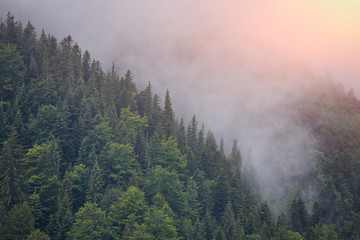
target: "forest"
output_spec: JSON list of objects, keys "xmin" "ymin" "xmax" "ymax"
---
[{"xmin": 1, "ymin": 12, "xmax": 360, "ymax": 240}]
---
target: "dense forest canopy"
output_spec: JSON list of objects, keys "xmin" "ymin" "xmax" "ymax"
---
[{"xmin": 0, "ymin": 12, "xmax": 360, "ymax": 240}]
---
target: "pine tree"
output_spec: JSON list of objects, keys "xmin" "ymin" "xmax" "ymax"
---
[
  {"xmin": 82, "ymin": 50, "xmax": 91, "ymax": 83},
  {"xmin": 118, "ymin": 69, "xmax": 137, "ymax": 111},
  {"xmin": 187, "ymin": 115, "xmax": 198, "ymax": 152},
  {"xmin": 0, "ymin": 128, "xmax": 24, "ymax": 210},
  {"xmin": 42, "ymin": 136, "xmax": 60, "ymax": 179},
  {"xmin": 231, "ymin": 139, "xmax": 242, "ymax": 170},
  {"xmin": 290, "ymin": 198, "xmax": 308, "ymax": 234},
  {"xmin": 55, "ymin": 171, "xmax": 73, "ymax": 240},
  {"xmin": 176, "ymin": 118, "xmax": 187, "ymax": 154},
  {"xmin": 21, "ymin": 21, "xmax": 37, "ymax": 69},
  {"xmin": 149, "ymin": 94, "xmax": 162, "ymax": 135},
  {"xmin": 219, "ymin": 137, "xmax": 225, "ymax": 156},
  {"xmin": 163, "ymin": 89, "xmax": 175, "ymax": 139},
  {"xmin": 5, "ymin": 12, "xmax": 19, "ymax": 45},
  {"xmin": 310, "ymin": 202, "xmax": 320, "ymax": 227},
  {"xmin": 86, "ymin": 159, "xmax": 103, "ymax": 204},
  {"xmin": 0, "ymin": 41, "xmax": 26, "ymax": 103},
  {"xmin": 222, "ymin": 202, "xmax": 237, "ymax": 240}
]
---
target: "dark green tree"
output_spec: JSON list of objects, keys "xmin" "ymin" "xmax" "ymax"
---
[
  {"xmin": 0, "ymin": 128, "xmax": 24, "ymax": 210},
  {"xmin": 86, "ymin": 159, "xmax": 103, "ymax": 204},
  {"xmin": 176, "ymin": 118, "xmax": 187, "ymax": 154},
  {"xmin": 290, "ymin": 198, "xmax": 308, "ymax": 234},
  {"xmin": 69, "ymin": 164, "xmax": 87, "ymax": 213},
  {"xmin": 0, "ymin": 42, "xmax": 25, "ymax": 104},
  {"xmin": 0, "ymin": 202, "xmax": 34, "ymax": 240},
  {"xmin": 163, "ymin": 89, "xmax": 175, "ymax": 139},
  {"xmin": 5, "ymin": 12, "xmax": 20, "ymax": 45},
  {"xmin": 55, "ymin": 171, "xmax": 73, "ymax": 240}
]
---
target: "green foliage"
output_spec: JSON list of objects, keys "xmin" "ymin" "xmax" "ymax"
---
[
  {"xmin": 108, "ymin": 186, "xmax": 147, "ymax": 237},
  {"xmin": 27, "ymin": 229, "xmax": 51, "ymax": 240},
  {"xmin": 154, "ymin": 136, "xmax": 186, "ymax": 171},
  {"xmin": 290, "ymin": 198, "xmax": 308, "ymax": 234},
  {"xmin": 0, "ymin": 128, "xmax": 24, "ymax": 210},
  {"xmin": 0, "ymin": 42, "xmax": 25, "ymax": 103},
  {"xmin": 86, "ymin": 159, "xmax": 103, "ymax": 204},
  {"xmin": 24, "ymin": 137, "xmax": 60, "ymax": 190},
  {"xmin": 69, "ymin": 164, "xmax": 87, "ymax": 212},
  {"xmin": 67, "ymin": 203, "xmax": 111, "ymax": 240},
  {"xmin": 116, "ymin": 106, "xmax": 147, "ymax": 145},
  {"xmin": 163, "ymin": 89, "xmax": 175, "ymax": 139},
  {"xmin": 0, "ymin": 202, "xmax": 34, "ymax": 240},
  {"xmin": 271, "ymin": 226, "xmax": 288, "ymax": 240},
  {"xmin": 145, "ymin": 166, "xmax": 185, "ymax": 215},
  {"xmin": 100, "ymin": 142, "xmax": 138, "ymax": 186},
  {"xmin": 287, "ymin": 230, "xmax": 304, "ymax": 240},
  {"xmin": 132, "ymin": 194, "xmax": 178, "ymax": 240},
  {"xmin": 28, "ymin": 105, "xmax": 59, "ymax": 143}
]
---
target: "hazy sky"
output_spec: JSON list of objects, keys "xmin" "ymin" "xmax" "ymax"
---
[
  {"xmin": 1, "ymin": 0, "xmax": 359, "ymax": 88},
  {"xmin": 2, "ymin": 0, "xmax": 359, "ymax": 208}
]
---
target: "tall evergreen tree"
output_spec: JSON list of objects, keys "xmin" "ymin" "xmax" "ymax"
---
[
  {"xmin": 55, "ymin": 171, "xmax": 73, "ymax": 240},
  {"xmin": 5, "ymin": 12, "xmax": 19, "ymax": 45},
  {"xmin": 176, "ymin": 118, "xmax": 187, "ymax": 154},
  {"xmin": 231, "ymin": 139, "xmax": 242, "ymax": 170},
  {"xmin": 82, "ymin": 50, "xmax": 91, "ymax": 83},
  {"xmin": 187, "ymin": 115, "xmax": 198, "ymax": 152},
  {"xmin": 0, "ymin": 128, "xmax": 24, "ymax": 210},
  {"xmin": 163, "ymin": 89, "xmax": 175, "ymax": 139},
  {"xmin": 86, "ymin": 159, "xmax": 103, "ymax": 204}
]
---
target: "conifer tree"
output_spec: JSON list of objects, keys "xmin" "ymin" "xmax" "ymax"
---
[
  {"xmin": 86, "ymin": 159, "xmax": 103, "ymax": 204},
  {"xmin": 290, "ymin": 198, "xmax": 308, "ymax": 235},
  {"xmin": 55, "ymin": 171, "xmax": 73, "ymax": 240},
  {"xmin": 163, "ymin": 89, "xmax": 175, "ymax": 139},
  {"xmin": 176, "ymin": 118, "xmax": 187, "ymax": 154},
  {"xmin": 82, "ymin": 50, "xmax": 91, "ymax": 83},
  {"xmin": 187, "ymin": 115, "xmax": 198, "ymax": 152},
  {"xmin": 0, "ymin": 128, "xmax": 24, "ymax": 210},
  {"xmin": 231, "ymin": 139, "xmax": 242, "ymax": 170},
  {"xmin": 5, "ymin": 12, "xmax": 19, "ymax": 45},
  {"xmin": 21, "ymin": 21, "xmax": 37, "ymax": 68}
]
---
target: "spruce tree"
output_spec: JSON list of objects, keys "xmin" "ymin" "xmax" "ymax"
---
[
  {"xmin": 163, "ymin": 89, "xmax": 175, "ymax": 139},
  {"xmin": 0, "ymin": 128, "xmax": 24, "ymax": 210},
  {"xmin": 55, "ymin": 171, "xmax": 73, "ymax": 240},
  {"xmin": 176, "ymin": 118, "xmax": 187, "ymax": 154},
  {"xmin": 86, "ymin": 159, "xmax": 103, "ymax": 204}
]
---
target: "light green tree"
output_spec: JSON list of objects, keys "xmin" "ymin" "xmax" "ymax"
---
[
  {"xmin": 67, "ymin": 202, "xmax": 111, "ymax": 240},
  {"xmin": 27, "ymin": 229, "xmax": 51, "ymax": 240},
  {"xmin": 108, "ymin": 186, "xmax": 147, "ymax": 237},
  {"xmin": 100, "ymin": 142, "xmax": 138, "ymax": 186}
]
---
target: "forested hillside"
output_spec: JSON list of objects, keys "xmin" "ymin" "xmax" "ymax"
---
[{"xmin": 0, "ymin": 12, "xmax": 359, "ymax": 240}]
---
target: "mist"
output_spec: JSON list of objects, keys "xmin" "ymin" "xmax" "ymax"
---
[{"xmin": 2, "ymin": 0, "xmax": 360, "ymax": 212}]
